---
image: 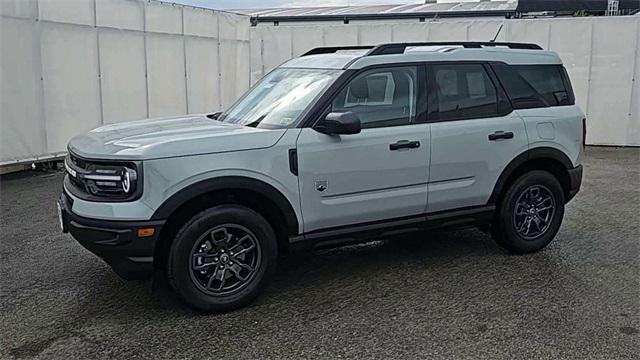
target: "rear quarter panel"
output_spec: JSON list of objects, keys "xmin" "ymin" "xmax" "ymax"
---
[{"xmin": 516, "ymin": 105, "xmax": 584, "ymax": 166}]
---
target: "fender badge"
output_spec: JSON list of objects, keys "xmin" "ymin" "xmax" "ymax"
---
[{"xmin": 315, "ymin": 180, "xmax": 328, "ymax": 192}]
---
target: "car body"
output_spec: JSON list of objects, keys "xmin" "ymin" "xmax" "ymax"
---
[{"xmin": 59, "ymin": 42, "xmax": 584, "ymax": 311}]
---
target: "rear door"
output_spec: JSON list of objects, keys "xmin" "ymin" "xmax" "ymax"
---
[
  {"xmin": 296, "ymin": 65, "xmax": 431, "ymax": 232},
  {"xmin": 426, "ymin": 62, "xmax": 529, "ymax": 212}
]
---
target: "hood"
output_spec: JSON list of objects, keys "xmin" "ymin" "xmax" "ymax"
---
[{"xmin": 67, "ymin": 114, "xmax": 287, "ymax": 160}]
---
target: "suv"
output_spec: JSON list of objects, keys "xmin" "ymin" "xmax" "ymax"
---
[{"xmin": 58, "ymin": 42, "xmax": 584, "ymax": 312}]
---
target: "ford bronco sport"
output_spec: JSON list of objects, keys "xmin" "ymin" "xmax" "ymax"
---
[{"xmin": 58, "ymin": 42, "xmax": 584, "ymax": 312}]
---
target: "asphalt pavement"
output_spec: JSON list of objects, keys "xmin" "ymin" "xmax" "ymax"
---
[{"xmin": 1, "ymin": 146, "xmax": 638, "ymax": 359}]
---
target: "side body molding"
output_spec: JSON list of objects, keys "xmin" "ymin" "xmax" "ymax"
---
[
  {"xmin": 150, "ymin": 176, "xmax": 300, "ymax": 235},
  {"xmin": 489, "ymin": 147, "xmax": 574, "ymax": 204}
]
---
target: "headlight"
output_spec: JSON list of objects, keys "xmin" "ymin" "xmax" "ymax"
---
[
  {"xmin": 65, "ymin": 152, "xmax": 142, "ymax": 201},
  {"xmin": 84, "ymin": 165, "xmax": 138, "ymax": 196}
]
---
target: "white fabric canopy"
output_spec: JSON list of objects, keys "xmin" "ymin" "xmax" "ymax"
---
[
  {"xmin": 1, "ymin": 0, "xmax": 250, "ymax": 164},
  {"xmin": 251, "ymin": 17, "xmax": 640, "ymax": 146},
  {"xmin": 1, "ymin": 1, "xmax": 638, "ymax": 165}
]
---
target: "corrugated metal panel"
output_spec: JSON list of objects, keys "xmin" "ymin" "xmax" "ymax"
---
[
  {"xmin": 233, "ymin": 1, "xmax": 638, "ymax": 23},
  {"xmin": 517, "ymin": 0, "xmax": 639, "ymax": 12},
  {"xmin": 233, "ymin": 1, "xmax": 518, "ymax": 19}
]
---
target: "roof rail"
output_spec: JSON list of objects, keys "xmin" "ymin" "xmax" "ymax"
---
[
  {"xmin": 302, "ymin": 46, "xmax": 375, "ymax": 56},
  {"xmin": 301, "ymin": 42, "xmax": 543, "ymax": 58},
  {"xmin": 366, "ymin": 42, "xmax": 543, "ymax": 55}
]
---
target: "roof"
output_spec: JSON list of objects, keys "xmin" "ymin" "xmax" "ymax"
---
[
  {"xmin": 517, "ymin": 0, "xmax": 639, "ymax": 12},
  {"xmin": 280, "ymin": 43, "xmax": 562, "ymax": 70},
  {"xmin": 234, "ymin": 1, "xmax": 518, "ymax": 23},
  {"xmin": 232, "ymin": 1, "xmax": 640, "ymax": 24}
]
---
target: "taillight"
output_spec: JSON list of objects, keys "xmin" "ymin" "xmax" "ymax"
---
[{"xmin": 582, "ymin": 117, "xmax": 587, "ymax": 148}]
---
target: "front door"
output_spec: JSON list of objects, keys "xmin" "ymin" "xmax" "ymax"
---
[{"xmin": 296, "ymin": 66, "xmax": 431, "ymax": 233}]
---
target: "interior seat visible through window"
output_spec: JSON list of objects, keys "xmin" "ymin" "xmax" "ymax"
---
[
  {"xmin": 429, "ymin": 63, "xmax": 500, "ymax": 121},
  {"xmin": 331, "ymin": 67, "xmax": 417, "ymax": 129}
]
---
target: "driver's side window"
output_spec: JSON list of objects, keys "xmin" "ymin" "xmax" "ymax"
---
[{"xmin": 331, "ymin": 66, "xmax": 417, "ymax": 129}]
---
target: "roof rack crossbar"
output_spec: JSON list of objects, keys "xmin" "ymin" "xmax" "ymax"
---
[
  {"xmin": 301, "ymin": 45, "xmax": 375, "ymax": 56},
  {"xmin": 366, "ymin": 42, "xmax": 543, "ymax": 55}
]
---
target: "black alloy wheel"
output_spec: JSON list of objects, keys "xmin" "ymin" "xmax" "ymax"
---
[
  {"xmin": 491, "ymin": 170, "xmax": 565, "ymax": 254},
  {"xmin": 167, "ymin": 205, "xmax": 277, "ymax": 312},
  {"xmin": 512, "ymin": 184, "xmax": 556, "ymax": 240},
  {"xmin": 190, "ymin": 224, "xmax": 261, "ymax": 296}
]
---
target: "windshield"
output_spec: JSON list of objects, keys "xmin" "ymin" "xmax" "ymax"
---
[{"xmin": 219, "ymin": 68, "xmax": 341, "ymax": 128}]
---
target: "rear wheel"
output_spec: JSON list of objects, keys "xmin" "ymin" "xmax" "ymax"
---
[
  {"xmin": 491, "ymin": 170, "xmax": 565, "ymax": 254},
  {"xmin": 167, "ymin": 205, "xmax": 277, "ymax": 312}
]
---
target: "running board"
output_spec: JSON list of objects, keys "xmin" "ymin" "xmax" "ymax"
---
[{"xmin": 289, "ymin": 205, "xmax": 495, "ymax": 251}]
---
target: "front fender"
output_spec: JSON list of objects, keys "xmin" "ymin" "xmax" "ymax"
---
[
  {"xmin": 141, "ymin": 147, "xmax": 302, "ymax": 234},
  {"xmin": 150, "ymin": 174, "xmax": 300, "ymax": 235}
]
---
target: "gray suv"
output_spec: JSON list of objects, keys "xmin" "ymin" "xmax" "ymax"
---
[{"xmin": 58, "ymin": 42, "xmax": 584, "ymax": 312}]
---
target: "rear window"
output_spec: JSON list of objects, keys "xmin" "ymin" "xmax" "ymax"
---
[{"xmin": 493, "ymin": 64, "xmax": 574, "ymax": 109}]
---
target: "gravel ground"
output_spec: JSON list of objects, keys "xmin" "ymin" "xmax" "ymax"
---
[{"xmin": 1, "ymin": 146, "xmax": 638, "ymax": 359}]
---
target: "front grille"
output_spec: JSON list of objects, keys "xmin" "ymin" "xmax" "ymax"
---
[
  {"xmin": 66, "ymin": 153, "xmax": 90, "ymax": 192},
  {"xmin": 68, "ymin": 153, "xmax": 88, "ymax": 169},
  {"xmin": 64, "ymin": 151, "xmax": 142, "ymax": 202}
]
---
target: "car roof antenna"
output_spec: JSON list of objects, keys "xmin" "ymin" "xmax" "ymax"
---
[{"xmin": 490, "ymin": 24, "xmax": 504, "ymax": 43}]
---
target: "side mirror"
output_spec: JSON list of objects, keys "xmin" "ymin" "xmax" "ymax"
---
[{"xmin": 315, "ymin": 112, "xmax": 361, "ymax": 135}]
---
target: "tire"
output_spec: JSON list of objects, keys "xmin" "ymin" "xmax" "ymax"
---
[
  {"xmin": 167, "ymin": 205, "xmax": 277, "ymax": 312},
  {"xmin": 491, "ymin": 170, "xmax": 565, "ymax": 254}
]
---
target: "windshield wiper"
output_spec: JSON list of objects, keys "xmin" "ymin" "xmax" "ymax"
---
[
  {"xmin": 206, "ymin": 112, "xmax": 222, "ymax": 120},
  {"xmin": 244, "ymin": 114, "xmax": 267, "ymax": 128}
]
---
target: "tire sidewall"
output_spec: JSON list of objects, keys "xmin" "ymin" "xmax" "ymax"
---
[
  {"xmin": 497, "ymin": 170, "xmax": 565, "ymax": 253},
  {"xmin": 168, "ymin": 205, "xmax": 277, "ymax": 312}
]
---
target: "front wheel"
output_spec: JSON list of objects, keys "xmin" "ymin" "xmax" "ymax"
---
[
  {"xmin": 167, "ymin": 205, "xmax": 277, "ymax": 312},
  {"xmin": 491, "ymin": 170, "xmax": 565, "ymax": 254}
]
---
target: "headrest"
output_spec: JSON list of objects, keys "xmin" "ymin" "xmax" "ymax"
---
[{"xmin": 349, "ymin": 77, "xmax": 369, "ymax": 99}]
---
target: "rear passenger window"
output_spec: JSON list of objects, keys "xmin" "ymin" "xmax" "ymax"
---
[
  {"xmin": 428, "ymin": 64, "xmax": 499, "ymax": 121},
  {"xmin": 493, "ymin": 64, "xmax": 573, "ymax": 109}
]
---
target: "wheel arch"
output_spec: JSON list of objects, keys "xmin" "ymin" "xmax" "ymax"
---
[
  {"xmin": 489, "ymin": 147, "xmax": 573, "ymax": 206},
  {"xmin": 151, "ymin": 176, "xmax": 300, "ymax": 267}
]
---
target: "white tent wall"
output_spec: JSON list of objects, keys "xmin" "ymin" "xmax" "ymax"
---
[
  {"xmin": 0, "ymin": 0, "xmax": 250, "ymax": 165},
  {"xmin": 1, "ymin": 5, "xmax": 638, "ymax": 166},
  {"xmin": 250, "ymin": 17, "xmax": 640, "ymax": 146}
]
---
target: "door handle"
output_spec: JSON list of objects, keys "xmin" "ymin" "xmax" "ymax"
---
[
  {"xmin": 389, "ymin": 140, "xmax": 420, "ymax": 151},
  {"xmin": 488, "ymin": 131, "xmax": 514, "ymax": 141}
]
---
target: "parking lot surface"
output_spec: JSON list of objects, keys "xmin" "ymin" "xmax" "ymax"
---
[{"xmin": 1, "ymin": 147, "xmax": 638, "ymax": 359}]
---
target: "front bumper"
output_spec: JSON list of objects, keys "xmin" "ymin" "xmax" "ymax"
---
[
  {"xmin": 567, "ymin": 164, "xmax": 583, "ymax": 202},
  {"xmin": 58, "ymin": 191, "xmax": 164, "ymax": 280}
]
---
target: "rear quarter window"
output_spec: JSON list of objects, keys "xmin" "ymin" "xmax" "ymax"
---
[{"xmin": 492, "ymin": 64, "xmax": 575, "ymax": 109}]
